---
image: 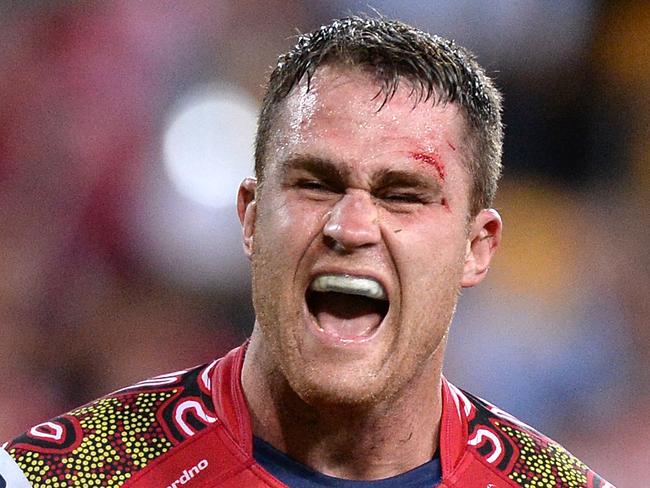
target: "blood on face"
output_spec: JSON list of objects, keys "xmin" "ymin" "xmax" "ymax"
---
[{"xmin": 409, "ymin": 151, "xmax": 446, "ymax": 181}]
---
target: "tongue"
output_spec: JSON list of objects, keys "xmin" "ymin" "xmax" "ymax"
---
[{"xmin": 311, "ymin": 292, "xmax": 384, "ymax": 340}]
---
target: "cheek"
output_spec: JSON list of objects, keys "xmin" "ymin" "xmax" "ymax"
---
[
  {"xmin": 255, "ymin": 197, "xmax": 330, "ymax": 266},
  {"xmin": 382, "ymin": 211, "xmax": 465, "ymax": 253},
  {"xmin": 280, "ymin": 197, "xmax": 330, "ymax": 236},
  {"xmin": 385, "ymin": 221, "xmax": 468, "ymax": 287},
  {"xmin": 259, "ymin": 194, "xmax": 311, "ymax": 233}
]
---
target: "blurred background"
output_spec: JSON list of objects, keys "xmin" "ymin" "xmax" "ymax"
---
[{"xmin": 0, "ymin": 1, "xmax": 647, "ymax": 485}]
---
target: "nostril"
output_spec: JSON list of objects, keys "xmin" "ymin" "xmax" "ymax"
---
[{"xmin": 323, "ymin": 235, "xmax": 351, "ymax": 253}]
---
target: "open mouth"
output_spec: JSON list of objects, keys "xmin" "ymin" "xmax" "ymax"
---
[{"xmin": 306, "ymin": 274, "xmax": 389, "ymax": 341}]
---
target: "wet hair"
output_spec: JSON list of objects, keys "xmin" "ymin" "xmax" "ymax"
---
[{"xmin": 255, "ymin": 16, "xmax": 503, "ymax": 215}]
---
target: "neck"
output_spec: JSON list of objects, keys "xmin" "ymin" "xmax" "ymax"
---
[{"xmin": 241, "ymin": 336, "xmax": 444, "ymax": 480}]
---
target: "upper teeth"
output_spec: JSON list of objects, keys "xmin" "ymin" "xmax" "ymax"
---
[{"xmin": 309, "ymin": 274, "xmax": 387, "ymax": 300}]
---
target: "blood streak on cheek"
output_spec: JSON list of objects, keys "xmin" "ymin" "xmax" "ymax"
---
[{"xmin": 409, "ymin": 151, "xmax": 446, "ymax": 181}]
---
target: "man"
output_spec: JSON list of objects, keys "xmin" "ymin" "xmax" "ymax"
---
[{"xmin": 1, "ymin": 16, "xmax": 612, "ymax": 488}]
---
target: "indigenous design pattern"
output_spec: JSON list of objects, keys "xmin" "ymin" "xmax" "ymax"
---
[
  {"xmin": 5, "ymin": 361, "xmax": 219, "ymax": 487},
  {"xmin": 458, "ymin": 386, "xmax": 610, "ymax": 488}
]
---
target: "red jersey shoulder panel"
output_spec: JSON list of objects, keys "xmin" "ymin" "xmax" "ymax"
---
[
  {"xmin": 451, "ymin": 385, "xmax": 613, "ymax": 488},
  {"xmin": 4, "ymin": 360, "xmax": 220, "ymax": 488}
]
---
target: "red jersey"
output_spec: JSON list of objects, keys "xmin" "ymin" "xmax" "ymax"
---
[{"xmin": 3, "ymin": 345, "xmax": 614, "ymax": 487}]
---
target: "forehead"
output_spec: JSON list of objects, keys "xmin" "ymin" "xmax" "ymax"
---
[{"xmin": 266, "ymin": 65, "xmax": 469, "ymax": 175}]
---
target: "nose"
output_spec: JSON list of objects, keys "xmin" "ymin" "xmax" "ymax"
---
[{"xmin": 323, "ymin": 190, "xmax": 381, "ymax": 252}]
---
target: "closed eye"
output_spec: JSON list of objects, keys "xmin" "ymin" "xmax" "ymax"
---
[
  {"xmin": 279, "ymin": 155, "xmax": 347, "ymax": 196},
  {"xmin": 372, "ymin": 170, "xmax": 442, "ymax": 209},
  {"xmin": 294, "ymin": 179, "xmax": 344, "ymax": 200},
  {"xmin": 382, "ymin": 192, "xmax": 425, "ymax": 203},
  {"xmin": 298, "ymin": 179, "xmax": 331, "ymax": 191}
]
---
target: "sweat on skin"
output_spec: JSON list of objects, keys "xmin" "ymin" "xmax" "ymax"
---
[{"xmin": 237, "ymin": 64, "xmax": 502, "ymax": 480}]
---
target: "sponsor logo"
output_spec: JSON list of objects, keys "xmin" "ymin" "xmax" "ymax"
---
[{"xmin": 166, "ymin": 459, "xmax": 209, "ymax": 488}]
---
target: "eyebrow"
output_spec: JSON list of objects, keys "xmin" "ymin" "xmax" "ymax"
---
[
  {"xmin": 279, "ymin": 153, "xmax": 442, "ymax": 193},
  {"xmin": 279, "ymin": 154, "xmax": 350, "ymax": 181}
]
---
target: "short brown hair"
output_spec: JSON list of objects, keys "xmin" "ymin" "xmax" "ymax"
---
[{"xmin": 255, "ymin": 16, "xmax": 503, "ymax": 215}]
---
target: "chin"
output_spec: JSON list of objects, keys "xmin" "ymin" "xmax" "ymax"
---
[{"xmin": 284, "ymin": 362, "xmax": 393, "ymax": 409}]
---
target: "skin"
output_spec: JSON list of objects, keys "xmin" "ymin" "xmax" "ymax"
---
[{"xmin": 237, "ymin": 65, "xmax": 502, "ymax": 480}]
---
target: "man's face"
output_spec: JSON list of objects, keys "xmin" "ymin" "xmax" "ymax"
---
[{"xmin": 239, "ymin": 65, "xmax": 500, "ymax": 407}]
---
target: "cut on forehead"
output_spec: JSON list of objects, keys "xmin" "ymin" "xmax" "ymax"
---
[
  {"xmin": 262, "ymin": 59, "xmax": 478, "ymax": 168},
  {"xmin": 268, "ymin": 63, "xmax": 473, "ymax": 170},
  {"xmin": 254, "ymin": 16, "xmax": 504, "ymax": 215}
]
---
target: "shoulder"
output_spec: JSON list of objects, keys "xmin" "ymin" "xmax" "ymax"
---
[
  {"xmin": 3, "ymin": 360, "xmax": 221, "ymax": 488},
  {"xmin": 455, "ymin": 385, "xmax": 614, "ymax": 488}
]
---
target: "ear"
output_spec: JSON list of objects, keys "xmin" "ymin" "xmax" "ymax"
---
[
  {"xmin": 461, "ymin": 208, "xmax": 502, "ymax": 288},
  {"xmin": 237, "ymin": 177, "xmax": 258, "ymax": 259}
]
